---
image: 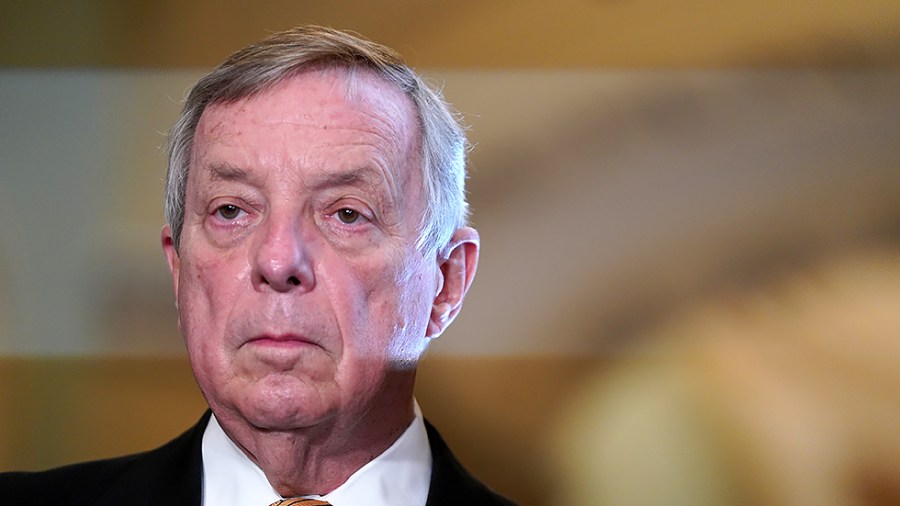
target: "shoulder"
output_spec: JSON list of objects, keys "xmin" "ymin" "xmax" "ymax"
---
[
  {"xmin": 0, "ymin": 412, "xmax": 208, "ymax": 506},
  {"xmin": 424, "ymin": 419, "xmax": 518, "ymax": 506},
  {"xmin": 0, "ymin": 452, "xmax": 155, "ymax": 503}
]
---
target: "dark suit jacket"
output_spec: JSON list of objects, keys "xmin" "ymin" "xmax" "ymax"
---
[{"xmin": 0, "ymin": 412, "xmax": 516, "ymax": 506}]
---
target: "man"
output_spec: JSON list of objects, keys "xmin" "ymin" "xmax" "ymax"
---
[{"xmin": 0, "ymin": 26, "xmax": 515, "ymax": 506}]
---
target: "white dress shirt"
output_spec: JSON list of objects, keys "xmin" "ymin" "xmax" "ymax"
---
[{"xmin": 200, "ymin": 407, "xmax": 432, "ymax": 506}]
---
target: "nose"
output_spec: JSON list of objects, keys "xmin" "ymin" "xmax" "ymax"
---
[{"xmin": 253, "ymin": 216, "xmax": 315, "ymax": 293}]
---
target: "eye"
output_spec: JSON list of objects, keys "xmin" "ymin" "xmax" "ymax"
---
[
  {"xmin": 336, "ymin": 208, "xmax": 362, "ymax": 224},
  {"xmin": 215, "ymin": 204, "xmax": 245, "ymax": 220}
]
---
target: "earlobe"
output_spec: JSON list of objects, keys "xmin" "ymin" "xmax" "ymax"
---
[{"xmin": 426, "ymin": 227, "xmax": 480, "ymax": 339}]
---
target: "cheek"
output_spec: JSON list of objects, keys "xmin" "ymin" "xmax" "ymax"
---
[
  {"xmin": 176, "ymin": 250, "xmax": 248, "ymax": 351},
  {"xmin": 322, "ymin": 253, "xmax": 405, "ymax": 351},
  {"xmin": 394, "ymin": 259, "xmax": 436, "ymax": 332},
  {"xmin": 179, "ymin": 244, "xmax": 247, "ymax": 300},
  {"xmin": 365, "ymin": 252, "xmax": 435, "ymax": 344}
]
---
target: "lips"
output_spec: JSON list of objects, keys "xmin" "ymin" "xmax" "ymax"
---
[{"xmin": 244, "ymin": 333, "xmax": 318, "ymax": 349}]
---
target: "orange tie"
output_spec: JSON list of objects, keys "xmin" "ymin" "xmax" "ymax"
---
[{"xmin": 269, "ymin": 499, "xmax": 331, "ymax": 506}]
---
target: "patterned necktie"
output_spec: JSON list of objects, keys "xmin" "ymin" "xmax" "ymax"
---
[{"xmin": 269, "ymin": 499, "xmax": 331, "ymax": 506}]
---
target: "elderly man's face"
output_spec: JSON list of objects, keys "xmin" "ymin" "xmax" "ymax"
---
[{"xmin": 162, "ymin": 69, "xmax": 451, "ymax": 431}]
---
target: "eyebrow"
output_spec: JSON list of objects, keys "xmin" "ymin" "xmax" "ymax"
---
[
  {"xmin": 309, "ymin": 166, "xmax": 393, "ymax": 194},
  {"xmin": 205, "ymin": 162, "xmax": 267, "ymax": 188},
  {"xmin": 311, "ymin": 166, "xmax": 400, "ymax": 214},
  {"xmin": 202, "ymin": 162, "xmax": 398, "ymax": 209}
]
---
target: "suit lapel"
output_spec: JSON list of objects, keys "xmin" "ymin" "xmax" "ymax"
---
[
  {"xmin": 122, "ymin": 410, "xmax": 208, "ymax": 505},
  {"xmin": 424, "ymin": 419, "xmax": 514, "ymax": 506}
]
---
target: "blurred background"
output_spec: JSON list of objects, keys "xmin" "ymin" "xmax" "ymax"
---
[{"xmin": 1, "ymin": 1, "xmax": 899, "ymax": 504}]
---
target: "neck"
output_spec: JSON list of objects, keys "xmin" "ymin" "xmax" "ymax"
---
[{"xmin": 215, "ymin": 372, "xmax": 417, "ymax": 497}]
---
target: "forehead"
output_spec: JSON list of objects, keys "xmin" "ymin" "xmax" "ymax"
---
[{"xmin": 191, "ymin": 67, "xmax": 421, "ymax": 186}]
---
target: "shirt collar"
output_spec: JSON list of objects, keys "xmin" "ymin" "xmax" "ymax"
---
[{"xmin": 201, "ymin": 404, "xmax": 432, "ymax": 506}]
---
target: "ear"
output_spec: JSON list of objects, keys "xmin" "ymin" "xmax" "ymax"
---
[
  {"xmin": 161, "ymin": 224, "xmax": 181, "ymax": 300},
  {"xmin": 426, "ymin": 227, "xmax": 480, "ymax": 338}
]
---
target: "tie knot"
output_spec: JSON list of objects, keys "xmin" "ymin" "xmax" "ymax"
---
[{"xmin": 270, "ymin": 499, "xmax": 331, "ymax": 506}]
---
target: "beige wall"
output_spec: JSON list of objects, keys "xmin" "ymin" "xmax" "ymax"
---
[{"xmin": 2, "ymin": 1, "xmax": 899, "ymax": 67}]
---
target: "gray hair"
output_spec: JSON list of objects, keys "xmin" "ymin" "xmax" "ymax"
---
[{"xmin": 165, "ymin": 26, "xmax": 469, "ymax": 253}]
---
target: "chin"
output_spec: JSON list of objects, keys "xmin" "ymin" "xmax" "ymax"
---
[{"xmin": 233, "ymin": 374, "xmax": 338, "ymax": 431}]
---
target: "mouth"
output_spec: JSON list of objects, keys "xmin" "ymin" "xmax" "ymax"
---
[
  {"xmin": 244, "ymin": 334, "xmax": 318, "ymax": 349},
  {"xmin": 241, "ymin": 333, "xmax": 322, "ymax": 371}
]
